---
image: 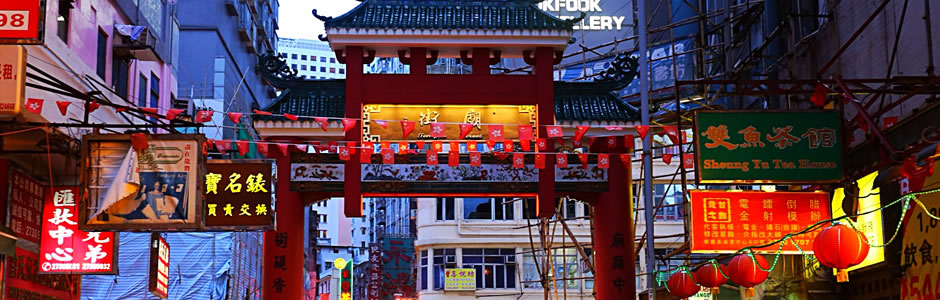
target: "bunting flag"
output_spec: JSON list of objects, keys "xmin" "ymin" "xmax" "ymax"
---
[
  {"xmin": 512, "ymin": 153, "xmax": 524, "ymax": 168},
  {"xmin": 883, "ymin": 116, "xmax": 898, "ymax": 129},
  {"xmin": 416, "ymin": 141, "xmax": 426, "ymax": 150},
  {"xmin": 683, "ymin": 153, "xmax": 695, "ymax": 169},
  {"xmin": 380, "ymin": 141, "xmax": 391, "ymax": 150},
  {"xmin": 328, "ymin": 141, "xmax": 338, "ymax": 152},
  {"xmin": 469, "ymin": 151, "xmax": 482, "ymax": 167},
  {"xmin": 537, "ymin": 139, "xmax": 547, "ymax": 151},
  {"xmin": 485, "ymin": 140, "xmax": 495, "ymax": 151},
  {"xmin": 578, "ymin": 153, "xmax": 589, "ymax": 169},
  {"xmin": 141, "ymin": 107, "xmax": 158, "ymax": 118},
  {"xmin": 115, "ymin": 107, "xmax": 126, "ymax": 113},
  {"xmin": 520, "ymin": 140, "xmax": 531, "ymax": 152},
  {"xmin": 426, "ymin": 151, "xmax": 438, "ymax": 165},
  {"xmin": 432, "ymin": 141, "xmax": 443, "ymax": 153},
  {"xmin": 253, "ymin": 109, "xmax": 272, "ymax": 116},
  {"xmin": 256, "ymin": 142, "xmax": 269, "ymax": 157},
  {"xmin": 574, "ymin": 125, "xmax": 590, "ymax": 141},
  {"xmin": 313, "ymin": 144, "xmax": 330, "ymax": 153},
  {"xmin": 546, "ymin": 125, "xmax": 563, "ymax": 138},
  {"xmin": 277, "ymin": 143, "xmax": 289, "ymax": 156},
  {"xmin": 663, "ymin": 126, "xmax": 679, "ymax": 145},
  {"xmin": 448, "ymin": 151, "xmax": 460, "ymax": 167},
  {"xmin": 556, "ymin": 154, "xmax": 568, "ymax": 168},
  {"xmin": 166, "ymin": 108, "xmax": 184, "ymax": 120},
  {"xmin": 130, "ymin": 133, "xmax": 149, "ymax": 152},
  {"xmin": 467, "ymin": 142, "xmax": 478, "ymax": 152},
  {"xmin": 236, "ymin": 140, "xmax": 250, "ymax": 156},
  {"xmin": 534, "ymin": 153, "xmax": 546, "ymax": 169},
  {"xmin": 811, "ymin": 83, "xmax": 828, "ymax": 107},
  {"xmin": 430, "ymin": 123, "xmax": 446, "ymax": 138},
  {"xmin": 624, "ymin": 134, "xmax": 635, "ymax": 149},
  {"xmin": 228, "ymin": 112, "xmax": 243, "ymax": 124},
  {"xmin": 494, "ymin": 152, "xmax": 510, "ymax": 161},
  {"xmin": 284, "ymin": 113, "xmax": 299, "ymax": 121},
  {"xmin": 572, "ymin": 139, "xmax": 582, "ymax": 148},
  {"xmin": 449, "ymin": 141, "xmax": 459, "ymax": 151},
  {"xmin": 518, "ymin": 125, "xmax": 534, "ymax": 141},
  {"xmin": 373, "ymin": 120, "xmax": 388, "ymax": 128},
  {"xmin": 87, "ymin": 101, "xmax": 100, "ymax": 113},
  {"xmin": 56, "ymin": 101, "xmax": 70, "ymax": 116},
  {"xmin": 503, "ymin": 141, "xmax": 514, "ymax": 152},
  {"xmin": 195, "ymin": 110, "xmax": 214, "ymax": 123},
  {"xmin": 346, "ymin": 142, "xmax": 358, "ymax": 155},
  {"xmin": 342, "ymin": 119, "xmax": 358, "ymax": 133},
  {"xmin": 338, "ymin": 147, "xmax": 351, "ymax": 160},
  {"xmin": 607, "ymin": 137, "xmax": 617, "ymax": 150},
  {"xmin": 662, "ymin": 153, "xmax": 673, "ymax": 165},
  {"xmin": 360, "ymin": 146, "xmax": 373, "ymax": 164},
  {"xmin": 314, "ymin": 117, "xmax": 329, "ymax": 131},
  {"xmin": 619, "ymin": 153, "xmax": 632, "ymax": 167},
  {"xmin": 488, "ymin": 125, "xmax": 505, "ymax": 142},
  {"xmin": 588, "ymin": 137, "xmax": 598, "ymax": 148},
  {"xmin": 295, "ymin": 144, "xmax": 308, "ymax": 153},
  {"xmin": 598, "ymin": 153, "xmax": 610, "ymax": 169},
  {"xmin": 25, "ymin": 98, "xmax": 42, "ymax": 114},
  {"xmin": 458, "ymin": 123, "xmax": 474, "ymax": 140},
  {"xmin": 214, "ymin": 140, "xmax": 230, "ymax": 154},
  {"xmin": 382, "ymin": 148, "xmax": 395, "ymax": 164},
  {"xmin": 635, "ymin": 125, "xmax": 650, "ymax": 140},
  {"xmin": 401, "ymin": 121, "xmax": 416, "ymax": 139}
]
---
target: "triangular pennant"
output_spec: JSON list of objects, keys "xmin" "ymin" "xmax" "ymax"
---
[
  {"xmin": 338, "ymin": 147, "xmax": 351, "ymax": 161},
  {"xmin": 416, "ymin": 141, "xmax": 426, "ymax": 150},
  {"xmin": 314, "ymin": 144, "xmax": 330, "ymax": 153},
  {"xmin": 25, "ymin": 98, "xmax": 43, "ymax": 114},
  {"xmin": 488, "ymin": 125, "xmax": 505, "ymax": 142},
  {"xmin": 518, "ymin": 125, "xmax": 534, "ymax": 141},
  {"xmin": 556, "ymin": 154, "xmax": 568, "ymax": 168},
  {"xmin": 130, "ymin": 133, "xmax": 149, "ymax": 152},
  {"xmin": 295, "ymin": 144, "xmax": 308, "ymax": 153},
  {"xmin": 314, "ymin": 117, "xmax": 329, "ymax": 131},
  {"xmin": 494, "ymin": 152, "xmax": 510, "ymax": 161},
  {"xmin": 115, "ymin": 107, "xmax": 127, "ymax": 113},
  {"xmin": 426, "ymin": 151, "xmax": 439, "ymax": 165},
  {"xmin": 574, "ymin": 125, "xmax": 590, "ymax": 141},
  {"xmin": 546, "ymin": 125, "xmax": 563, "ymax": 138},
  {"xmin": 520, "ymin": 140, "xmax": 531, "ymax": 152},
  {"xmin": 578, "ymin": 153, "xmax": 589, "ymax": 169},
  {"xmin": 195, "ymin": 110, "xmax": 214, "ymax": 123},
  {"xmin": 228, "ymin": 112, "xmax": 243, "ymax": 124},
  {"xmin": 467, "ymin": 142, "xmax": 478, "ymax": 152},
  {"xmin": 236, "ymin": 140, "xmax": 250, "ymax": 156},
  {"xmin": 360, "ymin": 146, "xmax": 373, "ymax": 164},
  {"xmin": 214, "ymin": 140, "xmax": 230, "ymax": 154},
  {"xmin": 56, "ymin": 101, "xmax": 70, "ymax": 116},
  {"xmin": 432, "ymin": 141, "xmax": 443, "ymax": 153},
  {"xmin": 534, "ymin": 153, "xmax": 546, "ymax": 169},
  {"xmin": 536, "ymin": 139, "xmax": 548, "ymax": 151},
  {"xmin": 374, "ymin": 120, "xmax": 388, "ymax": 128},
  {"xmin": 430, "ymin": 123, "xmax": 446, "ymax": 138},
  {"xmin": 342, "ymin": 119, "xmax": 358, "ymax": 133},
  {"xmin": 663, "ymin": 126, "xmax": 679, "ymax": 145},
  {"xmin": 485, "ymin": 140, "xmax": 496, "ymax": 151},
  {"xmin": 382, "ymin": 148, "xmax": 395, "ymax": 164},
  {"xmin": 277, "ymin": 143, "xmax": 289, "ymax": 156},
  {"xmin": 683, "ymin": 153, "xmax": 695, "ymax": 169},
  {"xmin": 503, "ymin": 141, "xmax": 514, "ymax": 152},
  {"xmin": 166, "ymin": 108, "xmax": 184, "ymax": 120},
  {"xmin": 635, "ymin": 125, "xmax": 650, "ymax": 140},
  {"xmin": 458, "ymin": 123, "xmax": 474, "ymax": 140},
  {"xmin": 87, "ymin": 101, "xmax": 100, "ymax": 113},
  {"xmin": 141, "ymin": 107, "xmax": 159, "ymax": 118},
  {"xmin": 253, "ymin": 109, "xmax": 272, "ymax": 116},
  {"xmin": 662, "ymin": 153, "xmax": 673, "ymax": 165},
  {"xmin": 401, "ymin": 121, "xmax": 416, "ymax": 139},
  {"xmin": 256, "ymin": 143, "xmax": 269, "ymax": 157},
  {"xmin": 598, "ymin": 153, "xmax": 610, "ymax": 169},
  {"xmin": 512, "ymin": 153, "xmax": 525, "ymax": 168},
  {"xmin": 284, "ymin": 113, "xmax": 299, "ymax": 121},
  {"xmin": 811, "ymin": 83, "xmax": 828, "ymax": 107},
  {"xmin": 469, "ymin": 151, "xmax": 482, "ymax": 167},
  {"xmin": 448, "ymin": 151, "xmax": 460, "ymax": 167},
  {"xmin": 619, "ymin": 154, "xmax": 631, "ymax": 167},
  {"xmin": 449, "ymin": 141, "xmax": 459, "ymax": 152}
]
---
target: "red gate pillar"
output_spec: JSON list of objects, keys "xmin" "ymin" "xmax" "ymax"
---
[
  {"xmin": 263, "ymin": 154, "xmax": 306, "ymax": 299},
  {"xmin": 534, "ymin": 47, "xmax": 556, "ymax": 218},
  {"xmin": 344, "ymin": 46, "xmax": 364, "ymax": 217},
  {"xmin": 593, "ymin": 138, "xmax": 636, "ymax": 299}
]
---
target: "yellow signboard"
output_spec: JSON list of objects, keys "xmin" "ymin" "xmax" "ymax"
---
[
  {"xmin": 362, "ymin": 104, "xmax": 536, "ymax": 142},
  {"xmin": 0, "ymin": 45, "xmax": 26, "ymax": 115},
  {"xmin": 901, "ymin": 167, "xmax": 940, "ymax": 300},
  {"xmin": 831, "ymin": 172, "xmax": 885, "ymax": 272},
  {"xmin": 443, "ymin": 268, "xmax": 476, "ymax": 291}
]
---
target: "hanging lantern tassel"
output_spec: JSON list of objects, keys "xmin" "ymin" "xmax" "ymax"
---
[
  {"xmin": 667, "ymin": 271, "xmax": 700, "ymax": 299},
  {"xmin": 813, "ymin": 223, "xmax": 870, "ymax": 283},
  {"xmin": 694, "ymin": 262, "xmax": 728, "ymax": 298},
  {"xmin": 727, "ymin": 253, "xmax": 770, "ymax": 299}
]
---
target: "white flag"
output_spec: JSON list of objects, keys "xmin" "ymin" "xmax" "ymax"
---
[{"xmin": 92, "ymin": 147, "xmax": 140, "ymax": 218}]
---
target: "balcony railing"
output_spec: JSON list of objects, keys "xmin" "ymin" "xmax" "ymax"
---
[{"xmin": 113, "ymin": 25, "xmax": 161, "ymax": 62}]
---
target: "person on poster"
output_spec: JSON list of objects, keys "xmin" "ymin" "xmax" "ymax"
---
[{"xmin": 108, "ymin": 172, "xmax": 187, "ymax": 222}]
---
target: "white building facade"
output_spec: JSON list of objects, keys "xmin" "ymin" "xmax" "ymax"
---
[{"xmin": 277, "ymin": 38, "xmax": 346, "ymax": 79}]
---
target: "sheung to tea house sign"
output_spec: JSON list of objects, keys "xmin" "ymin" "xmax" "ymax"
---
[{"xmin": 693, "ymin": 111, "xmax": 843, "ymax": 184}]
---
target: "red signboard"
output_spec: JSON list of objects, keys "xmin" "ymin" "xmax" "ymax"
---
[
  {"xmin": 8, "ymin": 168, "xmax": 43, "ymax": 244},
  {"xmin": 39, "ymin": 187, "xmax": 117, "ymax": 274},
  {"xmin": 149, "ymin": 233, "xmax": 170, "ymax": 298},
  {"xmin": 689, "ymin": 190, "xmax": 830, "ymax": 254},
  {"xmin": 0, "ymin": 0, "xmax": 44, "ymax": 44},
  {"xmin": 5, "ymin": 248, "xmax": 81, "ymax": 300}
]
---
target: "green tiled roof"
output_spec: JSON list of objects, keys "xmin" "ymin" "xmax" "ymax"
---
[{"xmin": 322, "ymin": 0, "xmax": 575, "ymax": 31}]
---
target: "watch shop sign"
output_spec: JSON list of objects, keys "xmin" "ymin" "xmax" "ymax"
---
[{"xmin": 39, "ymin": 187, "xmax": 118, "ymax": 274}]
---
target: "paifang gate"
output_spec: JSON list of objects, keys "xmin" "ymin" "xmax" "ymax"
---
[{"xmin": 253, "ymin": 1, "xmax": 641, "ymax": 299}]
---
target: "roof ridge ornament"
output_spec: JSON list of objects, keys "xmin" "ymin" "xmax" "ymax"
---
[
  {"xmin": 312, "ymin": 9, "xmax": 333, "ymax": 22},
  {"xmin": 594, "ymin": 53, "xmax": 640, "ymax": 91}
]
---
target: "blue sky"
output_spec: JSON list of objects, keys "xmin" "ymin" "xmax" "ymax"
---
[{"xmin": 277, "ymin": 0, "xmax": 360, "ymax": 40}]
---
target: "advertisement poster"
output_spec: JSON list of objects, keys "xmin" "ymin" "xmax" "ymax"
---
[
  {"xmin": 443, "ymin": 269, "xmax": 476, "ymax": 291},
  {"xmin": 8, "ymin": 167, "xmax": 43, "ymax": 244},
  {"xmin": 81, "ymin": 134, "xmax": 204, "ymax": 230},
  {"xmin": 901, "ymin": 166, "xmax": 940, "ymax": 300},
  {"xmin": 203, "ymin": 161, "xmax": 275, "ymax": 230},
  {"xmin": 39, "ymin": 187, "xmax": 117, "ymax": 274}
]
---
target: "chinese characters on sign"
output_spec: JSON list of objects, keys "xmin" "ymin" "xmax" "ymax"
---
[
  {"xmin": 39, "ymin": 187, "xmax": 117, "ymax": 274},
  {"xmin": 149, "ymin": 233, "xmax": 170, "ymax": 298},
  {"xmin": 831, "ymin": 172, "xmax": 885, "ymax": 272},
  {"xmin": 694, "ymin": 111, "xmax": 842, "ymax": 183},
  {"xmin": 368, "ymin": 243, "xmax": 382, "ymax": 300},
  {"xmin": 901, "ymin": 167, "xmax": 940, "ymax": 300},
  {"xmin": 9, "ymin": 167, "xmax": 43, "ymax": 243},
  {"xmin": 0, "ymin": 0, "xmax": 44, "ymax": 44},
  {"xmin": 6, "ymin": 248, "xmax": 80, "ymax": 300},
  {"xmin": 0, "ymin": 46, "xmax": 25, "ymax": 115},
  {"xmin": 270, "ymin": 232, "xmax": 289, "ymax": 294},
  {"xmin": 689, "ymin": 190, "xmax": 831, "ymax": 254},
  {"xmin": 204, "ymin": 161, "xmax": 274, "ymax": 229},
  {"xmin": 443, "ymin": 268, "xmax": 477, "ymax": 291},
  {"xmin": 362, "ymin": 104, "xmax": 536, "ymax": 142}
]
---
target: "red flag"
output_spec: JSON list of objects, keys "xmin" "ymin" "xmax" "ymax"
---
[
  {"xmin": 467, "ymin": 142, "xmax": 478, "ymax": 152},
  {"xmin": 130, "ymin": 133, "xmax": 149, "ymax": 151},
  {"xmin": 623, "ymin": 134, "xmax": 635, "ymax": 149},
  {"xmin": 488, "ymin": 125, "xmax": 505, "ymax": 142},
  {"xmin": 342, "ymin": 119, "xmax": 358, "ymax": 133},
  {"xmin": 574, "ymin": 125, "xmax": 590, "ymax": 141},
  {"xmin": 534, "ymin": 153, "xmax": 546, "ymax": 169},
  {"xmin": 811, "ymin": 83, "xmax": 828, "ymax": 107},
  {"xmin": 426, "ymin": 151, "xmax": 439, "ymax": 165},
  {"xmin": 56, "ymin": 101, "xmax": 70, "ymax": 116},
  {"xmin": 598, "ymin": 154, "xmax": 610, "ymax": 169},
  {"xmin": 25, "ymin": 98, "xmax": 43, "ymax": 114},
  {"xmin": 195, "ymin": 110, "xmax": 214, "ymax": 123},
  {"xmin": 374, "ymin": 120, "xmax": 388, "ymax": 128},
  {"xmin": 401, "ymin": 121, "xmax": 416, "ymax": 139},
  {"xmin": 236, "ymin": 140, "xmax": 250, "ymax": 156},
  {"xmin": 572, "ymin": 139, "xmax": 582, "ymax": 148},
  {"xmin": 494, "ymin": 152, "xmax": 510, "ymax": 161},
  {"xmin": 277, "ymin": 143, "xmax": 289, "ymax": 156},
  {"xmin": 338, "ymin": 147, "xmax": 351, "ymax": 160},
  {"xmin": 256, "ymin": 142, "xmax": 269, "ymax": 157},
  {"xmin": 546, "ymin": 125, "xmax": 563, "ymax": 138},
  {"xmin": 382, "ymin": 148, "xmax": 395, "ymax": 164},
  {"xmin": 537, "ymin": 139, "xmax": 548, "ymax": 151},
  {"xmin": 228, "ymin": 112, "xmax": 243, "ymax": 124},
  {"xmin": 518, "ymin": 125, "xmax": 534, "ymax": 141},
  {"xmin": 485, "ymin": 140, "xmax": 496, "ymax": 151},
  {"xmin": 578, "ymin": 153, "xmax": 589, "ymax": 169},
  {"xmin": 588, "ymin": 137, "xmax": 598, "ymax": 148},
  {"xmin": 635, "ymin": 125, "xmax": 650, "ymax": 140},
  {"xmin": 416, "ymin": 141, "xmax": 426, "ymax": 150},
  {"xmin": 449, "ymin": 141, "xmax": 459, "ymax": 152},
  {"xmin": 214, "ymin": 140, "xmax": 230, "ymax": 154},
  {"xmin": 253, "ymin": 109, "xmax": 272, "ymax": 116},
  {"xmin": 520, "ymin": 140, "xmax": 531, "ymax": 152},
  {"xmin": 619, "ymin": 154, "xmax": 631, "ymax": 167},
  {"xmin": 166, "ymin": 108, "xmax": 184, "ymax": 120},
  {"xmin": 662, "ymin": 154, "xmax": 673, "ymax": 165},
  {"xmin": 883, "ymin": 116, "xmax": 898, "ymax": 129},
  {"xmin": 683, "ymin": 153, "xmax": 695, "ymax": 169},
  {"xmin": 607, "ymin": 137, "xmax": 617, "ymax": 150},
  {"xmin": 448, "ymin": 152, "xmax": 460, "ymax": 167},
  {"xmin": 469, "ymin": 151, "xmax": 482, "ymax": 166},
  {"xmin": 283, "ymin": 113, "xmax": 298, "ymax": 121},
  {"xmin": 430, "ymin": 123, "xmax": 446, "ymax": 138},
  {"xmin": 115, "ymin": 107, "xmax": 127, "ymax": 113},
  {"xmin": 432, "ymin": 141, "xmax": 443, "ymax": 153},
  {"xmin": 503, "ymin": 141, "xmax": 514, "ymax": 152},
  {"xmin": 663, "ymin": 126, "xmax": 679, "ymax": 145},
  {"xmin": 140, "ymin": 107, "xmax": 158, "ymax": 118},
  {"xmin": 360, "ymin": 146, "xmax": 373, "ymax": 164},
  {"xmin": 458, "ymin": 123, "xmax": 474, "ymax": 140},
  {"xmin": 512, "ymin": 153, "xmax": 525, "ymax": 168},
  {"xmin": 380, "ymin": 141, "xmax": 391, "ymax": 150},
  {"xmin": 314, "ymin": 117, "xmax": 329, "ymax": 131},
  {"xmin": 328, "ymin": 141, "xmax": 338, "ymax": 153},
  {"xmin": 295, "ymin": 144, "xmax": 308, "ymax": 153},
  {"xmin": 556, "ymin": 154, "xmax": 568, "ymax": 168},
  {"xmin": 313, "ymin": 144, "xmax": 330, "ymax": 153},
  {"xmin": 87, "ymin": 101, "xmax": 100, "ymax": 113}
]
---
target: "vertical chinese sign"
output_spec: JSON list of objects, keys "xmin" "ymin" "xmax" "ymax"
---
[
  {"xmin": 689, "ymin": 190, "xmax": 831, "ymax": 253},
  {"xmin": 0, "ymin": 46, "xmax": 25, "ymax": 115},
  {"xmin": 382, "ymin": 238, "xmax": 415, "ymax": 298},
  {"xmin": 0, "ymin": 0, "xmax": 45, "ymax": 44},
  {"xmin": 694, "ymin": 111, "xmax": 842, "ymax": 183},
  {"xmin": 204, "ymin": 160, "xmax": 275, "ymax": 230},
  {"xmin": 39, "ymin": 187, "xmax": 117, "ymax": 274},
  {"xmin": 148, "ymin": 233, "xmax": 170, "ymax": 298},
  {"xmin": 368, "ymin": 243, "xmax": 382, "ymax": 300},
  {"xmin": 901, "ymin": 165, "xmax": 940, "ymax": 300},
  {"xmin": 8, "ymin": 167, "xmax": 42, "ymax": 244},
  {"xmin": 269, "ymin": 231, "xmax": 290, "ymax": 294}
]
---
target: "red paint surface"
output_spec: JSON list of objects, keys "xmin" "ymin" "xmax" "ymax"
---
[
  {"xmin": 345, "ymin": 46, "xmax": 364, "ymax": 218},
  {"xmin": 5, "ymin": 248, "xmax": 80, "ymax": 300},
  {"xmin": 535, "ymin": 47, "xmax": 556, "ymax": 218},
  {"xmin": 593, "ymin": 137, "xmax": 635, "ymax": 299},
  {"xmin": 262, "ymin": 157, "xmax": 305, "ymax": 299}
]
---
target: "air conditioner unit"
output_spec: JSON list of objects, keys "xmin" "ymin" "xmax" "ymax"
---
[
  {"xmin": 445, "ymin": 255, "xmax": 456, "ymax": 264},
  {"xmin": 505, "ymin": 255, "xmax": 516, "ymax": 264}
]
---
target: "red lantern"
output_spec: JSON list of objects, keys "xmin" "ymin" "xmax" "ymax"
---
[
  {"xmin": 813, "ymin": 223, "xmax": 870, "ymax": 282},
  {"xmin": 694, "ymin": 262, "xmax": 728, "ymax": 295},
  {"xmin": 727, "ymin": 253, "xmax": 769, "ymax": 298},
  {"xmin": 666, "ymin": 271, "xmax": 699, "ymax": 299}
]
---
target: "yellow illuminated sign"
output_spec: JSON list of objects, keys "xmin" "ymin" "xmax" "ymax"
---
[
  {"xmin": 831, "ymin": 172, "xmax": 885, "ymax": 272},
  {"xmin": 362, "ymin": 104, "xmax": 537, "ymax": 142}
]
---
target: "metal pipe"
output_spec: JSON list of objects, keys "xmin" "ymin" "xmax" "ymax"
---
[{"xmin": 638, "ymin": 0, "xmax": 656, "ymax": 297}]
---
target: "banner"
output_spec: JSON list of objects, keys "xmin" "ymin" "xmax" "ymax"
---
[
  {"xmin": 80, "ymin": 134, "xmax": 205, "ymax": 231},
  {"xmin": 689, "ymin": 190, "xmax": 831, "ymax": 254},
  {"xmin": 0, "ymin": 46, "xmax": 25, "ymax": 115},
  {"xmin": 148, "ymin": 233, "xmax": 170, "ymax": 298},
  {"xmin": 5, "ymin": 248, "xmax": 80, "ymax": 300},
  {"xmin": 203, "ymin": 160, "xmax": 275, "ymax": 230},
  {"xmin": 443, "ymin": 269, "xmax": 476, "ymax": 291},
  {"xmin": 901, "ymin": 166, "xmax": 940, "ymax": 300},
  {"xmin": 0, "ymin": 0, "xmax": 45, "ymax": 44},
  {"xmin": 8, "ymin": 167, "xmax": 43, "ymax": 244},
  {"xmin": 39, "ymin": 187, "xmax": 117, "ymax": 274},
  {"xmin": 694, "ymin": 111, "xmax": 843, "ymax": 184}
]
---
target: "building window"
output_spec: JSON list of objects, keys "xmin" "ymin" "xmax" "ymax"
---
[
  {"xmin": 149, "ymin": 73, "xmax": 160, "ymax": 129},
  {"xmin": 96, "ymin": 29, "xmax": 108, "ymax": 80},
  {"xmin": 279, "ymin": 52, "xmax": 286, "ymax": 58},
  {"xmin": 339, "ymin": 69, "xmax": 345, "ymax": 74},
  {"xmin": 330, "ymin": 57, "xmax": 336, "ymax": 63},
  {"xmin": 301, "ymin": 65, "xmax": 307, "ymax": 70},
  {"xmin": 462, "ymin": 248, "xmax": 516, "ymax": 289},
  {"xmin": 320, "ymin": 67, "xmax": 326, "ymax": 72},
  {"xmin": 653, "ymin": 184, "xmax": 693, "ymax": 221},
  {"xmin": 310, "ymin": 65, "xmax": 315, "ymax": 72},
  {"xmin": 112, "ymin": 58, "xmax": 129, "ymax": 99},
  {"xmin": 432, "ymin": 248, "xmax": 456, "ymax": 290},
  {"xmin": 301, "ymin": 55, "xmax": 307, "ymax": 60},
  {"xmin": 137, "ymin": 74, "xmax": 147, "ymax": 107},
  {"xmin": 292, "ymin": 54, "xmax": 298, "ymax": 59},
  {"xmin": 311, "ymin": 56, "xmax": 316, "ymax": 61},
  {"xmin": 463, "ymin": 198, "xmax": 513, "ymax": 220},
  {"xmin": 420, "ymin": 250, "xmax": 429, "ymax": 290},
  {"xmin": 523, "ymin": 198, "xmax": 539, "ymax": 219},
  {"xmin": 291, "ymin": 64, "xmax": 297, "ymax": 70},
  {"xmin": 56, "ymin": 0, "xmax": 71, "ymax": 42},
  {"xmin": 329, "ymin": 67, "xmax": 335, "ymax": 73},
  {"xmin": 320, "ymin": 57, "xmax": 326, "ymax": 62},
  {"xmin": 436, "ymin": 198, "xmax": 455, "ymax": 221},
  {"xmin": 522, "ymin": 248, "xmax": 592, "ymax": 289}
]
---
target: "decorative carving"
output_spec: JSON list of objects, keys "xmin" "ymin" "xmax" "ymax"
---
[
  {"xmin": 593, "ymin": 53, "xmax": 640, "ymax": 90},
  {"xmin": 257, "ymin": 52, "xmax": 299, "ymax": 87},
  {"xmin": 312, "ymin": 9, "xmax": 332, "ymax": 22}
]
